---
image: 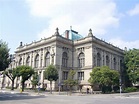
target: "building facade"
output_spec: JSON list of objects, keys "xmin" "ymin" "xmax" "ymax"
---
[{"xmin": 1, "ymin": 28, "xmax": 124, "ymax": 91}]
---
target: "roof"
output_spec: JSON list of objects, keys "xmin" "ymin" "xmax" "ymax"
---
[{"xmin": 62, "ymin": 29, "xmax": 83, "ymax": 40}]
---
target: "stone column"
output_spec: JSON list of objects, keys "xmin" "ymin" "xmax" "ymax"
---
[
  {"xmin": 21, "ymin": 55, "xmax": 24, "ymax": 65},
  {"xmin": 51, "ymin": 47, "xmax": 55, "ymax": 65},
  {"xmin": 102, "ymin": 51, "xmax": 104, "ymax": 66},
  {"xmin": 100, "ymin": 52, "xmax": 103, "ymax": 67},
  {"xmin": 42, "ymin": 48, "xmax": 45, "ymax": 67},
  {"xmin": 32, "ymin": 52, "xmax": 36, "ymax": 68},
  {"xmin": 24, "ymin": 54, "xmax": 27, "ymax": 66},
  {"xmin": 29, "ymin": 52, "xmax": 32, "ymax": 66},
  {"xmin": 104, "ymin": 52, "xmax": 106, "ymax": 66},
  {"xmin": 111, "ymin": 54, "xmax": 113, "ymax": 69},
  {"xmin": 39, "ymin": 50, "xmax": 41, "ymax": 68},
  {"xmin": 23, "ymin": 54, "xmax": 25, "ymax": 65},
  {"xmin": 110, "ymin": 53, "xmax": 112, "ymax": 69}
]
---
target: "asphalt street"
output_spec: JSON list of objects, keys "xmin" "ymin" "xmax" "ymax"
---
[{"xmin": 1, "ymin": 90, "xmax": 139, "ymax": 104}]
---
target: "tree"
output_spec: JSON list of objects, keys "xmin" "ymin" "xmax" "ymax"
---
[
  {"xmin": 89, "ymin": 66, "xmax": 119, "ymax": 93},
  {"xmin": 0, "ymin": 39, "xmax": 10, "ymax": 71},
  {"xmin": 44, "ymin": 65, "xmax": 58, "ymax": 94},
  {"xmin": 3, "ymin": 68, "xmax": 17, "ymax": 90},
  {"xmin": 31, "ymin": 72, "xmax": 39, "ymax": 89},
  {"xmin": 64, "ymin": 70, "xmax": 78, "ymax": 95},
  {"xmin": 16, "ymin": 65, "xmax": 34, "ymax": 91},
  {"xmin": 124, "ymin": 48, "xmax": 139, "ymax": 85}
]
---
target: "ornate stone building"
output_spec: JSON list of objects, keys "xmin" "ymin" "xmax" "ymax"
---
[{"xmin": 1, "ymin": 28, "xmax": 124, "ymax": 91}]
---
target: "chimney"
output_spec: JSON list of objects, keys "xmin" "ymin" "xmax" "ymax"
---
[{"xmin": 65, "ymin": 30, "xmax": 69, "ymax": 39}]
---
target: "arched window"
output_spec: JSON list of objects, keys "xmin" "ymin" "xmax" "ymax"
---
[
  {"xmin": 45, "ymin": 52, "xmax": 50, "ymax": 67},
  {"xmin": 35, "ymin": 54, "xmax": 39, "ymax": 68},
  {"xmin": 62, "ymin": 52, "xmax": 68, "ymax": 67},
  {"xmin": 78, "ymin": 52, "xmax": 85, "ymax": 68},
  {"xmin": 19, "ymin": 58, "xmax": 22, "ymax": 66},
  {"xmin": 26, "ymin": 56, "xmax": 30, "ymax": 66},
  {"xmin": 106, "ymin": 55, "xmax": 109, "ymax": 67},
  {"xmin": 97, "ymin": 53, "xmax": 101, "ymax": 66},
  {"xmin": 113, "ymin": 57, "xmax": 116, "ymax": 69}
]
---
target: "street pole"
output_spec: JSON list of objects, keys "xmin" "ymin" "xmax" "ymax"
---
[
  {"xmin": 59, "ymin": 57, "xmax": 61, "ymax": 95},
  {"xmin": 38, "ymin": 71, "xmax": 41, "ymax": 94},
  {"xmin": 120, "ymin": 85, "xmax": 122, "ymax": 95}
]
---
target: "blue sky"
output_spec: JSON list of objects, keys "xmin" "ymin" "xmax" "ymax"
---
[{"xmin": 0, "ymin": 0, "xmax": 139, "ymax": 54}]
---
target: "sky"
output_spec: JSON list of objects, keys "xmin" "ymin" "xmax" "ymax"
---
[{"xmin": 0, "ymin": 0, "xmax": 139, "ymax": 54}]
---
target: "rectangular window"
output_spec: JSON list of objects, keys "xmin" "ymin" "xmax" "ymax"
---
[
  {"xmin": 78, "ymin": 72, "xmax": 84, "ymax": 80},
  {"xmin": 62, "ymin": 59, "xmax": 68, "ymax": 67},
  {"xmin": 62, "ymin": 71, "xmax": 68, "ymax": 80}
]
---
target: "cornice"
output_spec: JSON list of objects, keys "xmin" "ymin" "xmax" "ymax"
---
[
  {"xmin": 15, "ymin": 35, "xmax": 57, "ymax": 53},
  {"xmin": 15, "ymin": 33, "xmax": 124, "ymax": 55}
]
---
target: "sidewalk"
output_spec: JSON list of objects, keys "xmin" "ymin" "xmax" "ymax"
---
[
  {"xmin": 0, "ymin": 88, "xmax": 71, "ymax": 96},
  {"xmin": 1, "ymin": 88, "xmax": 139, "ymax": 98}
]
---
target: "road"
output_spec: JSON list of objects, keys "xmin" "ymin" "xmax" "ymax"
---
[{"xmin": 1, "ymin": 91, "xmax": 139, "ymax": 104}]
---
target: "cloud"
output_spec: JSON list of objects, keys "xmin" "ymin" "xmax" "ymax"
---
[
  {"xmin": 25, "ymin": 0, "xmax": 120, "ymax": 39},
  {"xmin": 108, "ymin": 38, "xmax": 139, "ymax": 50},
  {"xmin": 127, "ymin": 4, "xmax": 139, "ymax": 16}
]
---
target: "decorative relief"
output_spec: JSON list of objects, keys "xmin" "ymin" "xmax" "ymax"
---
[
  {"xmin": 34, "ymin": 50, "xmax": 39, "ymax": 54},
  {"xmin": 45, "ymin": 46, "xmax": 51, "ymax": 51},
  {"xmin": 77, "ymin": 47, "xmax": 84, "ymax": 53},
  {"xmin": 62, "ymin": 46, "xmax": 69, "ymax": 53}
]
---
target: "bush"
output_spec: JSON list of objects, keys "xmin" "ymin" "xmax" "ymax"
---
[
  {"xmin": 124, "ymin": 87, "xmax": 137, "ymax": 93},
  {"xmin": 101, "ymin": 85, "xmax": 112, "ymax": 93},
  {"xmin": 113, "ymin": 86, "xmax": 119, "ymax": 92}
]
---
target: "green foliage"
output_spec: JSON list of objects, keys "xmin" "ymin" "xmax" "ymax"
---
[
  {"xmin": 64, "ymin": 70, "xmax": 78, "ymax": 94},
  {"xmin": 64, "ymin": 70, "xmax": 77, "ymax": 86},
  {"xmin": 4, "ymin": 68, "xmax": 17, "ymax": 81},
  {"xmin": 0, "ymin": 40, "xmax": 10, "ymax": 71},
  {"xmin": 124, "ymin": 49, "xmax": 139, "ymax": 85},
  {"xmin": 31, "ymin": 72, "xmax": 39, "ymax": 89},
  {"xmin": 4, "ymin": 68, "xmax": 17, "ymax": 90},
  {"xmin": 44, "ymin": 65, "xmax": 58, "ymax": 81},
  {"xmin": 113, "ymin": 86, "xmax": 119, "ymax": 92},
  {"xmin": 89, "ymin": 66, "xmax": 119, "ymax": 86},
  {"xmin": 16, "ymin": 65, "xmax": 34, "ymax": 91},
  {"xmin": 89, "ymin": 66, "xmax": 119, "ymax": 93},
  {"xmin": 124, "ymin": 87, "xmax": 138, "ymax": 92},
  {"xmin": 44, "ymin": 65, "xmax": 58, "ymax": 94},
  {"xmin": 101, "ymin": 85, "xmax": 112, "ymax": 93}
]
